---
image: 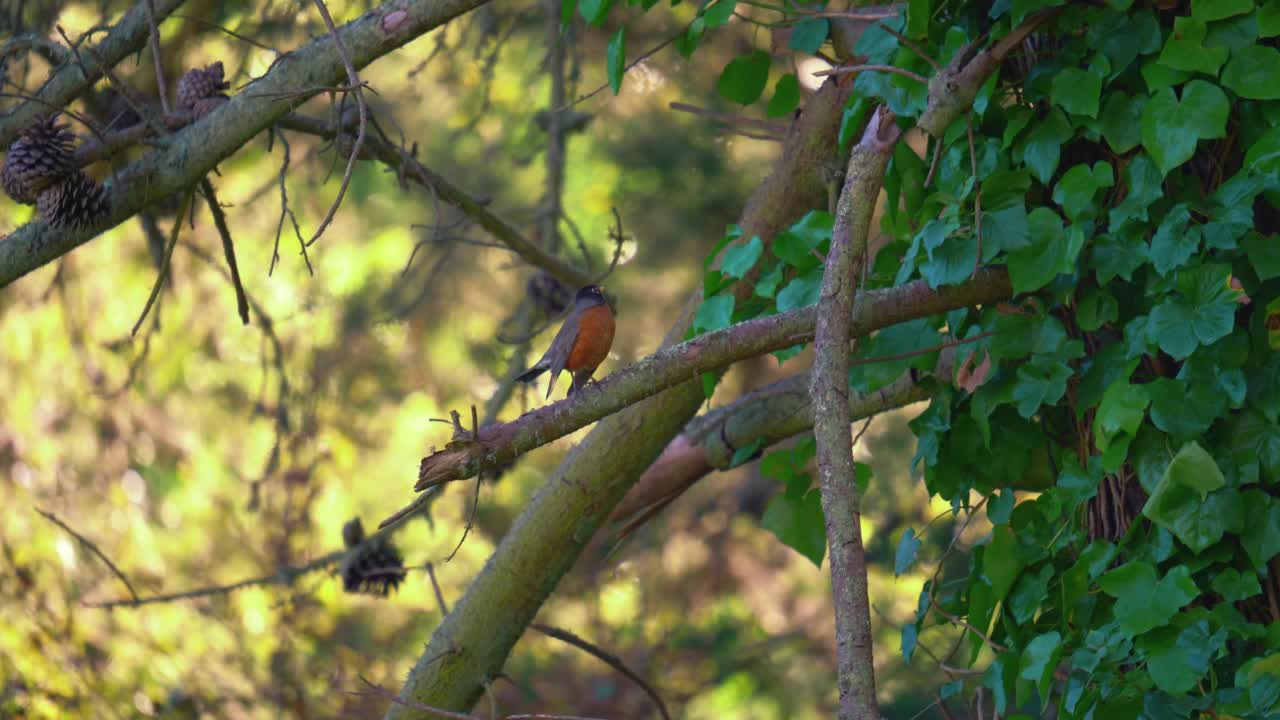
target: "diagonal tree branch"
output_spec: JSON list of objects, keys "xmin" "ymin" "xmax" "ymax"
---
[
  {"xmin": 386, "ymin": 76, "xmax": 858, "ymax": 720},
  {"xmin": 0, "ymin": 0, "xmax": 494, "ymax": 290},
  {"xmin": 399, "ymin": 268, "xmax": 1008, "ymax": 503},
  {"xmin": 810, "ymin": 105, "xmax": 899, "ymax": 720},
  {"xmin": 610, "ymin": 350, "xmax": 954, "ymax": 529},
  {"xmin": 0, "ymin": 0, "xmax": 188, "ymax": 148}
]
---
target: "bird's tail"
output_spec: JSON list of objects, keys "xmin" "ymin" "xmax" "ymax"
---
[{"xmin": 515, "ymin": 363, "xmax": 547, "ymax": 384}]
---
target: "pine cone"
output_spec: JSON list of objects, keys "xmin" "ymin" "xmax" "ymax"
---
[
  {"xmin": 177, "ymin": 61, "xmax": 230, "ymax": 110},
  {"xmin": 340, "ymin": 534, "xmax": 407, "ymax": 596},
  {"xmin": 341, "ymin": 517, "xmax": 366, "ymax": 548},
  {"xmin": 36, "ymin": 172, "xmax": 110, "ymax": 229},
  {"xmin": 2, "ymin": 114, "xmax": 76, "ymax": 204}
]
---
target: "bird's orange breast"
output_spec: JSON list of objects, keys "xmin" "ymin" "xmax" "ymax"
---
[{"xmin": 566, "ymin": 304, "xmax": 615, "ymax": 371}]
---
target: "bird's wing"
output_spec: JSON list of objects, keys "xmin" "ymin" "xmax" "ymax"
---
[{"xmin": 546, "ymin": 310, "xmax": 581, "ymax": 380}]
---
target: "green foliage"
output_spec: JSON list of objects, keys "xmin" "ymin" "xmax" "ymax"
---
[{"xmin": 736, "ymin": 0, "xmax": 1280, "ymax": 715}]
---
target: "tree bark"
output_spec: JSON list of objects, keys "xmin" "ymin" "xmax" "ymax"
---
[
  {"xmin": 0, "ymin": 0, "xmax": 493, "ymax": 289},
  {"xmin": 811, "ymin": 105, "xmax": 899, "ymax": 720}
]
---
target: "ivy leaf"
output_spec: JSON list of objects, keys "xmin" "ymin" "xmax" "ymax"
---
[
  {"xmin": 981, "ymin": 205, "xmax": 1030, "ymax": 258},
  {"xmin": 1244, "ymin": 125, "xmax": 1280, "ymax": 172},
  {"xmin": 1191, "ymin": 0, "xmax": 1252, "ymax": 21},
  {"xmin": 1244, "ymin": 232, "xmax": 1280, "ymax": 281},
  {"xmin": 1077, "ymin": 288, "xmax": 1118, "ymax": 331},
  {"xmin": 1019, "ymin": 108, "xmax": 1071, "ymax": 183},
  {"xmin": 1149, "ymin": 204, "xmax": 1201, "ymax": 275},
  {"xmin": 702, "ymin": 0, "xmax": 735, "ymax": 27},
  {"xmin": 920, "ymin": 232, "xmax": 978, "ymax": 288},
  {"xmin": 754, "ymin": 262, "xmax": 783, "ymax": 298},
  {"xmin": 983, "ymin": 525, "xmax": 1022, "ymax": 602},
  {"xmin": 1141, "ymin": 441, "xmax": 1229, "ymax": 553},
  {"xmin": 761, "ymin": 489, "xmax": 827, "ymax": 567},
  {"xmin": 1140, "ymin": 626, "xmax": 1204, "ymax": 694},
  {"xmin": 721, "ymin": 235, "xmax": 763, "ymax": 279},
  {"xmin": 776, "ymin": 267, "xmax": 823, "ymax": 312},
  {"xmin": 1018, "ymin": 631, "xmax": 1062, "ymax": 702},
  {"xmin": 1097, "ymin": 92, "xmax": 1145, "ymax": 153},
  {"xmin": 1108, "ymin": 153, "xmax": 1162, "ymax": 230},
  {"xmin": 1212, "ymin": 568, "xmax": 1262, "ymax": 602},
  {"xmin": 1008, "ymin": 563, "xmax": 1053, "ymax": 624},
  {"xmin": 1148, "ymin": 264, "xmax": 1238, "ymax": 359},
  {"xmin": 773, "ymin": 211, "xmax": 833, "ymax": 271},
  {"xmin": 789, "ymin": 17, "xmax": 829, "ymax": 53},
  {"xmin": 674, "ymin": 18, "xmax": 704, "ymax": 58},
  {"xmin": 1092, "ymin": 229, "xmax": 1148, "ymax": 284},
  {"xmin": 1263, "ymin": 0, "xmax": 1280, "ymax": 37},
  {"xmin": 1147, "ymin": 378, "xmax": 1219, "ymax": 438},
  {"xmin": 895, "ymin": 528, "xmax": 921, "ymax": 576},
  {"xmin": 1094, "ymin": 379, "xmax": 1149, "ymax": 452},
  {"xmin": 1099, "ymin": 562, "xmax": 1199, "ymax": 636},
  {"xmin": 1007, "ymin": 209, "xmax": 1084, "ymax": 293},
  {"xmin": 578, "ymin": 0, "xmax": 614, "ymax": 25},
  {"xmin": 1013, "ymin": 355, "xmax": 1074, "ymax": 417},
  {"xmin": 1052, "ymin": 162, "xmax": 1114, "ymax": 222},
  {"xmin": 850, "ymin": 318, "xmax": 940, "ymax": 392},
  {"xmin": 1141, "ymin": 80, "xmax": 1230, "ymax": 175},
  {"xmin": 1051, "ymin": 67, "xmax": 1103, "ymax": 117},
  {"xmin": 766, "ymin": 73, "xmax": 801, "ymax": 117},
  {"xmin": 607, "ymin": 27, "xmax": 626, "ymax": 94},
  {"xmin": 901, "ymin": 622, "xmax": 918, "ymax": 662},
  {"xmin": 1156, "ymin": 17, "xmax": 1228, "ymax": 75},
  {"xmin": 1221, "ymin": 45, "xmax": 1280, "ymax": 100},
  {"xmin": 694, "ymin": 294, "xmax": 735, "ymax": 334},
  {"xmin": 717, "ymin": 51, "xmax": 771, "ymax": 105},
  {"xmin": 1242, "ymin": 490, "xmax": 1280, "ymax": 569}
]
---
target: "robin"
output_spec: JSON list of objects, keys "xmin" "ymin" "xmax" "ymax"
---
[{"xmin": 516, "ymin": 284, "xmax": 615, "ymax": 399}]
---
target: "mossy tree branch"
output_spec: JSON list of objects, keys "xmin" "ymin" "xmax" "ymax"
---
[
  {"xmin": 610, "ymin": 347, "xmax": 954, "ymax": 531},
  {"xmin": 386, "ymin": 78, "xmax": 858, "ymax": 719},
  {"xmin": 404, "ymin": 268, "xmax": 1006, "ymax": 498},
  {"xmin": 0, "ymin": 0, "xmax": 493, "ymax": 290},
  {"xmin": 810, "ymin": 105, "xmax": 899, "ymax": 720},
  {"xmin": 0, "ymin": 0, "xmax": 187, "ymax": 148}
]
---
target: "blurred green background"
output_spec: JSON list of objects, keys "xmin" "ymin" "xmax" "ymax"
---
[{"xmin": 0, "ymin": 2, "xmax": 976, "ymax": 717}]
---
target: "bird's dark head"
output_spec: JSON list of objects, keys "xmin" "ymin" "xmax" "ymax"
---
[{"xmin": 575, "ymin": 285, "xmax": 607, "ymax": 307}]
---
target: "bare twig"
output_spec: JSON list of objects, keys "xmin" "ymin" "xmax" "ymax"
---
[
  {"xmin": 568, "ymin": 24, "xmax": 688, "ymax": 108},
  {"xmin": 145, "ymin": 0, "xmax": 171, "ymax": 114},
  {"xmin": 593, "ymin": 207, "xmax": 626, "ymax": 284},
  {"xmin": 813, "ymin": 63, "xmax": 929, "ymax": 84},
  {"xmin": 530, "ymin": 623, "xmax": 671, "ymax": 720},
  {"xmin": 36, "ymin": 508, "xmax": 138, "ymax": 602},
  {"xmin": 967, "ymin": 112, "xmax": 982, "ymax": 274},
  {"xmin": 171, "ymin": 14, "xmax": 283, "ymax": 54},
  {"xmin": 306, "ymin": 0, "xmax": 367, "ymax": 249},
  {"xmin": 86, "ymin": 488, "xmax": 434, "ymax": 610},
  {"xmin": 277, "ymin": 113, "xmax": 593, "ymax": 287},
  {"xmin": 426, "ymin": 562, "xmax": 449, "ymax": 614},
  {"xmin": 132, "ymin": 188, "xmax": 194, "ymax": 336},
  {"xmin": 199, "ymin": 177, "xmax": 250, "ymax": 324},
  {"xmin": 923, "ymin": 136, "xmax": 943, "ymax": 188},
  {"xmin": 849, "ymin": 330, "xmax": 993, "ymax": 367},
  {"xmin": 668, "ymin": 102, "xmax": 789, "ymax": 135},
  {"xmin": 269, "ymin": 130, "xmax": 313, "ymax": 276},
  {"xmin": 875, "ymin": 21, "xmax": 940, "ymax": 70}
]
